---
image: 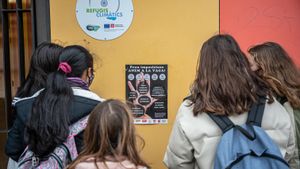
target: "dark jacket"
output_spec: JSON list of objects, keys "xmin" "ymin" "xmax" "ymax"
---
[{"xmin": 5, "ymin": 87, "xmax": 103, "ymax": 161}]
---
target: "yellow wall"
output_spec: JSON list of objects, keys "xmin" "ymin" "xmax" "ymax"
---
[{"xmin": 50, "ymin": 0, "xmax": 219, "ymax": 168}]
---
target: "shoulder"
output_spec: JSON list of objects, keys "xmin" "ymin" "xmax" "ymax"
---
[
  {"xmin": 174, "ymin": 100, "xmax": 222, "ymax": 139},
  {"xmin": 13, "ymin": 90, "xmax": 43, "ymax": 121},
  {"xmin": 71, "ymin": 88, "xmax": 103, "ymax": 113},
  {"xmin": 74, "ymin": 162, "xmax": 97, "ymax": 169},
  {"xmin": 13, "ymin": 89, "xmax": 43, "ymax": 106},
  {"xmin": 175, "ymin": 100, "xmax": 196, "ymax": 121},
  {"xmin": 262, "ymin": 98, "xmax": 291, "ymax": 129},
  {"xmin": 119, "ymin": 160, "xmax": 147, "ymax": 169},
  {"xmin": 277, "ymin": 99, "xmax": 300, "ymax": 123},
  {"xmin": 69, "ymin": 89, "xmax": 104, "ymax": 123},
  {"xmin": 72, "ymin": 87, "xmax": 105, "ymax": 102}
]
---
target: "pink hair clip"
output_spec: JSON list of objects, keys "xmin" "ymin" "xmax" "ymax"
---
[{"xmin": 58, "ymin": 62, "xmax": 72, "ymax": 74}]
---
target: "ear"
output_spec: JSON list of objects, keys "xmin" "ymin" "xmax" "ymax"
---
[{"xmin": 87, "ymin": 67, "xmax": 93, "ymax": 77}]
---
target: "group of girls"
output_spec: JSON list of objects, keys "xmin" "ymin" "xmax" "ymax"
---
[
  {"xmin": 164, "ymin": 35, "xmax": 300, "ymax": 169},
  {"xmin": 5, "ymin": 33, "xmax": 300, "ymax": 169},
  {"xmin": 5, "ymin": 43, "xmax": 148, "ymax": 169}
]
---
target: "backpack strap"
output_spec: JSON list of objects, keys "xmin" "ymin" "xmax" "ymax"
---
[
  {"xmin": 68, "ymin": 115, "xmax": 89, "ymax": 137},
  {"xmin": 207, "ymin": 113, "xmax": 235, "ymax": 133},
  {"xmin": 277, "ymin": 96, "xmax": 288, "ymax": 105},
  {"xmin": 246, "ymin": 96, "xmax": 267, "ymax": 127},
  {"xmin": 64, "ymin": 115, "xmax": 90, "ymax": 161}
]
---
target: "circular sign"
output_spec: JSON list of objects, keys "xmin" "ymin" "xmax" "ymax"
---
[{"xmin": 76, "ymin": 0, "xmax": 134, "ymax": 40}]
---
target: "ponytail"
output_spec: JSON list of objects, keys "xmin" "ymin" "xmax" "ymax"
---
[{"xmin": 26, "ymin": 70, "xmax": 73, "ymax": 156}]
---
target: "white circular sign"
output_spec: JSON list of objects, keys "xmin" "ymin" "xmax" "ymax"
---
[
  {"xmin": 76, "ymin": 0, "xmax": 134, "ymax": 40},
  {"xmin": 128, "ymin": 73, "xmax": 134, "ymax": 80}
]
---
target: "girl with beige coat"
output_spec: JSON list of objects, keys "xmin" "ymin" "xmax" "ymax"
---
[{"xmin": 163, "ymin": 34, "xmax": 296, "ymax": 169}]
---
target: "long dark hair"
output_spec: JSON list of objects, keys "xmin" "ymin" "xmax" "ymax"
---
[
  {"xmin": 15, "ymin": 42, "xmax": 63, "ymax": 97},
  {"xmin": 67, "ymin": 99, "xmax": 150, "ymax": 169},
  {"xmin": 248, "ymin": 42, "xmax": 300, "ymax": 108},
  {"xmin": 189, "ymin": 34, "xmax": 270, "ymax": 116},
  {"xmin": 26, "ymin": 45, "xmax": 94, "ymax": 156}
]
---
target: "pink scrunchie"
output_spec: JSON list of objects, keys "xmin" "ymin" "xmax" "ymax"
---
[{"xmin": 58, "ymin": 62, "xmax": 72, "ymax": 74}]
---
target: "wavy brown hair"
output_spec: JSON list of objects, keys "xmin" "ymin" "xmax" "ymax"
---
[
  {"xmin": 248, "ymin": 42, "xmax": 300, "ymax": 108},
  {"xmin": 189, "ymin": 34, "xmax": 270, "ymax": 116},
  {"xmin": 67, "ymin": 99, "xmax": 150, "ymax": 169}
]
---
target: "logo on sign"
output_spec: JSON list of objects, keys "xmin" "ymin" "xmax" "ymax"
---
[
  {"xmin": 104, "ymin": 23, "xmax": 124, "ymax": 29},
  {"xmin": 86, "ymin": 25, "xmax": 100, "ymax": 31}
]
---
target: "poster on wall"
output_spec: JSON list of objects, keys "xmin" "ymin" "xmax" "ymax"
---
[
  {"xmin": 126, "ymin": 65, "xmax": 168, "ymax": 124},
  {"xmin": 76, "ymin": 0, "xmax": 134, "ymax": 40}
]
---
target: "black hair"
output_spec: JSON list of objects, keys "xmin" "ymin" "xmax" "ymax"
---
[
  {"xmin": 26, "ymin": 45, "xmax": 94, "ymax": 156},
  {"xmin": 15, "ymin": 42, "xmax": 63, "ymax": 97}
]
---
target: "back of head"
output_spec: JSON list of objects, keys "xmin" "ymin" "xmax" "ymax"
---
[
  {"xmin": 67, "ymin": 99, "xmax": 149, "ymax": 169},
  {"xmin": 26, "ymin": 45, "xmax": 94, "ymax": 157},
  {"xmin": 59, "ymin": 45, "xmax": 93, "ymax": 78},
  {"xmin": 16, "ymin": 42, "xmax": 63, "ymax": 97},
  {"xmin": 86, "ymin": 100, "xmax": 134, "ymax": 157},
  {"xmin": 190, "ymin": 34, "xmax": 269, "ymax": 115},
  {"xmin": 248, "ymin": 42, "xmax": 300, "ymax": 108}
]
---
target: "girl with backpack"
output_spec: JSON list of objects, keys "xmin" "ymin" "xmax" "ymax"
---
[
  {"xmin": 67, "ymin": 99, "xmax": 150, "ymax": 169},
  {"xmin": 5, "ymin": 42, "xmax": 63, "ymax": 169},
  {"xmin": 248, "ymin": 41, "xmax": 300, "ymax": 168},
  {"xmin": 6, "ymin": 45, "xmax": 104, "ymax": 168},
  {"xmin": 163, "ymin": 34, "xmax": 296, "ymax": 169}
]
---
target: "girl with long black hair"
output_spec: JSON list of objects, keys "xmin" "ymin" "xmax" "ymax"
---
[
  {"xmin": 5, "ymin": 45, "xmax": 103, "ymax": 167},
  {"xmin": 6, "ymin": 42, "xmax": 63, "ymax": 169}
]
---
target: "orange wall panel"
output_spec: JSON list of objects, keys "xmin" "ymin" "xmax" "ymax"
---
[{"xmin": 220, "ymin": 0, "xmax": 300, "ymax": 66}]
